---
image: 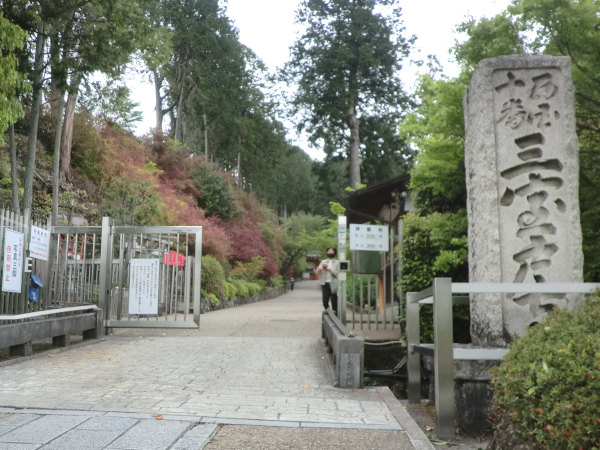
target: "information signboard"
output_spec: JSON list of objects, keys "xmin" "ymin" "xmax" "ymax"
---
[
  {"xmin": 3, "ymin": 228, "xmax": 24, "ymax": 293},
  {"xmin": 349, "ymin": 224, "xmax": 389, "ymax": 252},
  {"xmin": 29, "ymin": 225, "xmax": 50, "ymax": 261},
  {"xmin": 129, "ymin": 259, "xmax": 160, "ymax": 315}
]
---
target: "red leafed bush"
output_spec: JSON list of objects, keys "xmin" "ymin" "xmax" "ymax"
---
[{"xmin": 227, "ymin": 215, "xmax": 279, "ymax": 279}]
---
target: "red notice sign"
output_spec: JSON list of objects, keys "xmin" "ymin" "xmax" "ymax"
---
[{"xmin": 163, "ymin": 251, "xmax": 185, "ymax": 267}]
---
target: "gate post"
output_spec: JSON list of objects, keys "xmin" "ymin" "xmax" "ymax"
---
[
  {"xmin": 193, "ymin": 227, "xmax": 202, "ymax": 326},
  {"xmin": 98, "ymin": 217, "xmax": 111, "ymax": 323}
]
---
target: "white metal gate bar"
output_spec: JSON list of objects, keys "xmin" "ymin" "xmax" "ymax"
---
[
  {"xmin": 49, "ymin": 226, "xmax": 103, "ymax": 309},
  {"xmin": 48, "ymin": 218, "xmax": 202, "ymax": 329},
  {"xmin": 102, "ymin": 222, "xmax": 202, "ymax": 329}
]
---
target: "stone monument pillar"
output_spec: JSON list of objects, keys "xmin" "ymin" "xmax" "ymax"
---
[{"xmin": 464, "ymin": 55, "xmax": 583, "ymax": 346}]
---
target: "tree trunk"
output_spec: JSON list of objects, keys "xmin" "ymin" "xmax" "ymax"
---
[
  {"xmin": 237, "ymin": 149, "xmax": 242, "ymax": 189},
  {"xmin": 348, "ymin": 104, "xmax": 361, "ymax": 189},
  {"xmin": 174, "ymin": 84, "xmax": 185, "ymax": 143},
  {"xmin": 60, "ymin": 75, "xmax": 82, "ymax": 182},
  {"xmin": 49, "ymin": 38, "xmax": 63, "ymax": 119},
  {"xmin": 9, "ymin": 124, "xmax": 19, "ymax": 214},
  {"xmin": 153, "ymin": 70, "xmax": 163, "ymax": 132},
  {"xmin": 23, "ymin": 21, "xmax": 46, "ymax": 213},
  {"xmin": 52, "ymin": 92, "xmax": 65, "ymax": 224},
  {"xmin": 203, "ymin": 111, "xmax": 208, "ymax": 158}
]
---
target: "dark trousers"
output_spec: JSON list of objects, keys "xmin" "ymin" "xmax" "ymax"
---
[{"xmin": 322, "ymin": 282, "xmax": 338, "ymax": 314}]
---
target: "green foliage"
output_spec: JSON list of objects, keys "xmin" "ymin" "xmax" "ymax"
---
[
  {"xmin": 192, "ymin": 164, "xmax": 235, "ymax": 219},
  {"xmin": 283, "ymin": 0, "xmax": 412, "ymax": 187},
  {"xmin": 270, "ymin": 275, "xmax": 284, "ymax": 288},
  {"xmin": 200, "ymin": 254, "xmax": 226, "ymax": 298},
  {"xmin": 245, "ymin": 282, "xmax": 262, "ymax": 296},
  {"xmin": 229, "ymin": 279, "xmax": 249, "ymax": 298},
  {"xmin": 452, "ymin": 13, "xmax": 526, "ymax": 73},
  {"xmin": 490, "ymin": 294, "xmax": 600, "ymax": 449},
  {"xmin": 0, "ymin": 11, "xmax": 29, "ymax": 135},
  {"xmin": 400, "ymin": 211, "xmax": 470, "ymax": 343},
  {"xmin": 346, "ymin": 275, "xmax": 379, "ymax": 309},
  {"xmin": 102, "ymin": 177, "xmax": 164, "ymax": 226},
  {"xmin": 230, "ymin": 256, "xmax": 266, "ymax": 281},
  {"xmin": 400, "ymin": 75, "xmax": 468, "ymax": 214},
  {"xmin": 70, "ymin": 109, "xmax": 109, "ymax": 182},
  {"xmin": 79, "ymin": 80, "xmax": 143, "ymax": 130},
  {"xmin": 280, "ymin": 212, "xmax": 329, "ymax": 277},
  {"xmin": 223, "ymin": 280, "xmax": 237, "ymax": 299},
  {"xmin": 207, "ymin": 293, "xmax": 219, "ymax": 307}
]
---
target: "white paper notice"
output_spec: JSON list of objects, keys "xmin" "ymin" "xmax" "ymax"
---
[
  {"xmin": 349, "ymin": 224, "xmax": 389, "ymax": 252},
  {"xmin": 3, "ymin": 228, "xmax": 24, "ymax": 293},
  {"xmin": 29, "ymin": 225, "xmax": 50, "ymax": 261},
  {"xmin": 129, "ymin": 259, "xmax": 160, "ymax": 315}
]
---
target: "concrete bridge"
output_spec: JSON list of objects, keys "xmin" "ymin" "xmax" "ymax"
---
[{"xmin": 0, "ymin": 281, "xmax": 432, "ymax": 449}]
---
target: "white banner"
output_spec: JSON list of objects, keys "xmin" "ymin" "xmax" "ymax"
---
[
  {"xmin": 349, "ymin": 224, "xmax": 389, "ymax": 252},
  {"xmin": 29, "ymin": 225, "xmax": 50, "ymax": 261},
  {"xmin": 3, "ymin": 228, "xmax": 24, "ymax": 293},
  {"xmin": 129, "ymin": 259, "xmax": 160, "ymax": 315}
]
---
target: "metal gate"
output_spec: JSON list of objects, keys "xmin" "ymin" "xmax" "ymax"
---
[{"xmin": 49, "ymin": 217, "xmax": 202, "ymax": 329}]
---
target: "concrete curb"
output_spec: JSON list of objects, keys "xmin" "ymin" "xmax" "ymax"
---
[{"xmin": 376, "ymin": 387, "xmax": 435, "ymax": 450}]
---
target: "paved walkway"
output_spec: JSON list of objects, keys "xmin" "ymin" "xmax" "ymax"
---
[{"xmin": 0, "ymin": 281, "xmax": 433, "ymax": 449}]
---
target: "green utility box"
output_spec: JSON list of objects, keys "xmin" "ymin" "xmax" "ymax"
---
[{"xmin": 353, "ymin": 251, "xmax": 381, "ymax": 274}]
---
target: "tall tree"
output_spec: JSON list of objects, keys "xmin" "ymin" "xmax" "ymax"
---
[
  {"xmin": 0, "ymin": 11, "xmax": 28, "ymax": 213},
  {"xmin": 282, "ymin": 0, "xmax": 412, "ymax": 188}
]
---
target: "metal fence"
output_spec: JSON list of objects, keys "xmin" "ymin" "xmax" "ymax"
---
[
  {"xmin": 0, "ymin": 208, "xmax": 50, "ymax": 317},
  {"xmin": 406, "ymin": 278, "xmax": 600, "ymax": 440},
  {"xmin": 1, "ymin": 212, "xmax": 202, "ymax": 329},
  {"xmin": 345, "ymin": 274, "xmax": 398, "ymax": 331}
]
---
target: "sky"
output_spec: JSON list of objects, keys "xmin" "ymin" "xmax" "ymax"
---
[{"xmin": 131, "ymin": 0, "xmax": 513, "ymax": 158}]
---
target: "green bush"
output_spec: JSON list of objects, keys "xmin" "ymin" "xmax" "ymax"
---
[
  {"xmin": 489, "ymin": 294, "xmax": 600, "ymax": 449},
  {"xmin": 230, "ymin": 279, "xmax": 249, "ymax": 298},
  {"xmin": 270, "ymin": 275, "xmax": 284, "ymax": 288},
  {"xmin": 246, "ymin": 282, "xmax": 262, "ymax": 296},
  {"xmin": 207, "ymin": 293, "xmax": 219, "ymax": 307},
  {"xmin": 223, "ymin": 280, "xmax": 237, "ymax": 299},
  {"xmin": 230, "ymin": 257, "xmax": 265, "ymax": 280},
  {"xmin": 399, "ymin": 211, "xmax": 470, "ymax": 343},
  {"xmin": 201, "ymin": 255, "xmax": 226, "ymax": 298}
]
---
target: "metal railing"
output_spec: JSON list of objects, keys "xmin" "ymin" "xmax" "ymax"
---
[
  {"xmin": 346, "ymin": 274, "xmax": 398, "ymax": 331},
  {"xmin": 406, "ymin": 278, "xmax": 600, "ymax": 440},
  {"xmin": 0, "ymin": 208, "xmax": 50, "ymax": 317}
]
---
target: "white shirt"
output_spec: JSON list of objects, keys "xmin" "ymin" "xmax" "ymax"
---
[{"xmin": 316, "ymin": 258, "xmax": 338, "ymax": 285}]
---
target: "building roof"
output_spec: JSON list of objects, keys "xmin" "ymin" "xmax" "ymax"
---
[{"xmin": 343, "ymin": 174, "xmax": 411, "ymax": 225}]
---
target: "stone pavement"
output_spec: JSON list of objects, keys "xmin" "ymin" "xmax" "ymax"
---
[{"xmin": 0, "ymin": 281, "xmax": 433, "ymax": 449}]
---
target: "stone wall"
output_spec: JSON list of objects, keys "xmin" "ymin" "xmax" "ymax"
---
[{"xmin": 200, "ymin": 286, "xmax": 285, "ymax": 313}]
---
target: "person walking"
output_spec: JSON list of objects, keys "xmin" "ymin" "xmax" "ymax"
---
[
  {"xmin": 316, "ymin": 247, "xmax": 339, "ymax": 315},
  {"xmin": 289, "ymin": 276, "xmax": 295, "ymax": 291}
]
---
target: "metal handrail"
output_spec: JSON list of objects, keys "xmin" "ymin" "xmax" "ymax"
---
[
  {"xmin": 0, "ymin": 305, "xmax": 99, "ymax": 321},
  {"xmin": 406, "ymin": 278, "xmax": 600, "ymax": 440}
]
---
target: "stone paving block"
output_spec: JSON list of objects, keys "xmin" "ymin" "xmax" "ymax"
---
[
  {"xmin": 0, "ymin": 414, "xmax": 40, "ymax": 430},
  {"xmin": 40, "ymin": 429, "xmax": 122, "ymax": 450},
  {"xmin": 0, "ymin": 415, "xmax": 88, "ymax": 444},
  {"xmin": 0, "ymin": 443, "xmax": 39, "ymax": 449},
  {"xmin": 170, "ymin": 423, "xmax": 217, "ymax": 450},
  {"xmin": 76, "ymin": 416, "xmax": 138, "ymax": 432},
  {"xmin": 106, "ymin": 419, "xmax": 190, "ymax": 450}
]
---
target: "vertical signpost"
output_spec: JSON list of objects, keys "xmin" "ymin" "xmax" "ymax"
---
[{"xmin": 337, "ymin": 216, "xmax": 347, "ymax": 324}]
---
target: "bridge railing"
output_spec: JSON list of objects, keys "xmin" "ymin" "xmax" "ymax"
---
[{"xmin": 406, "ymin": 278, "xmax": 600, "ymax": 440}]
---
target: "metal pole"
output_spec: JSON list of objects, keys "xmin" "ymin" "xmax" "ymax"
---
[
  {"xmin": 337, "ymin": 216, "xmax": 347, "ymax": 324},
  {"xmin": 433, "ymin": 277, "xmax": 455, "ymax": 440},
  {"xmin": 193, "ymin": 227, "xmax": 202, "ymax": 327},
  {"xmin": 406, "ymin": 291, "xmax": 421, "ymax": 404},
  {"xmin": 98, "ymin": 217, "xmax": 111, "ymax": 325}
]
